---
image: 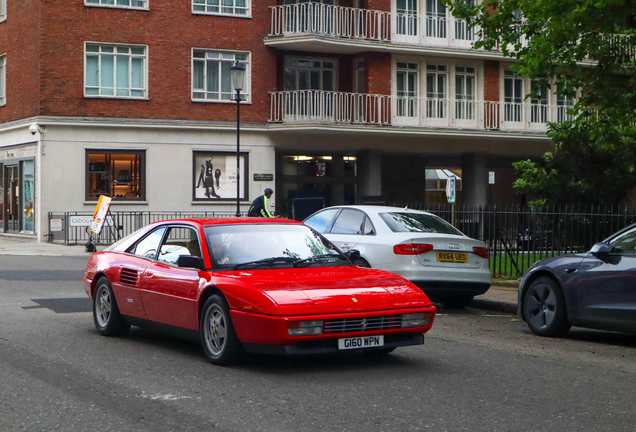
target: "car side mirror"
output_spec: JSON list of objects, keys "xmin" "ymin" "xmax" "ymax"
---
[
  {"xmin": 590, "ymin": 242, "xmax": 610, "ymax": 256},
  {"xmin": 344, "ymin": 249, "xmax": 360, "ymax": 262},
  {"xmin": 176, "ymin": 255, "xmax": 206, "ymax": 270}
]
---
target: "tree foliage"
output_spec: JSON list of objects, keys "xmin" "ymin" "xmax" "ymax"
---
[{"xmin": 446, "ymin": 0, "xmax": 636, "ymax": 206}]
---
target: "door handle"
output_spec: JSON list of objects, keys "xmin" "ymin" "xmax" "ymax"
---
[
  {"xmin": 145, "ymin": 272, "xmax": 154, "ymax": 278},
  {"xmin": 565, "ymin": 268, "xmax": 577, "ymax": 274}
]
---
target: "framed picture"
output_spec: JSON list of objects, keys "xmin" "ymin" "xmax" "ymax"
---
[{"xmin": 193, "ymin": 151, "xmax": 249, "ymax": 202}]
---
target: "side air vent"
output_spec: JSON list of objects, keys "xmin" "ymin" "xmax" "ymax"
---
[{"xmin": 120, "ymin": 268, "xmax": 139, "ymax": 286}]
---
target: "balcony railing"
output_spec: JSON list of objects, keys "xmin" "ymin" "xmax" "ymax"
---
[
  {"xmin": 269, "ymin": 90, "xmax": 576, "ymax": 132},
  {"xmin": 269, "ymin": 4, "xmax": 477, "ymax": 48}
]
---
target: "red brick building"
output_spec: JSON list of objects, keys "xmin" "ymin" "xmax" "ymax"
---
[{"xmin": 0, "ymin": 0, "xmax": 558, "ymax": 240}]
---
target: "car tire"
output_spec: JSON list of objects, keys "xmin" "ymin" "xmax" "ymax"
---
[
  {"xmin": 523, "ymin": 276, "xmax": 571, "ymax": 337},
  {"xmin": 93, "ymin": 276, "xmax": 130, "ymax": 336},
  {"xmin": 354, "ymin": 258, "xmax": 371, "ymax": 268},
  {"xmin": 200, "ymin": 294, "xmax": 242, "ymax": 365},
  {"xmin": 440, "ymin": 295, "xmax": 474, "ymax": 309}
]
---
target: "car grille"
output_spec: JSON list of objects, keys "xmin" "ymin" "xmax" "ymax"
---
[
  {"xmin": 323, "ymin": 315, "xmax": 402, "ymax": 334},
  {"xmin": 120, "ymin": 267, "xmax": 139, "ymax": 286}
]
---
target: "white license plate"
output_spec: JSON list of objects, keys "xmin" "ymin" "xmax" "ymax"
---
[{"xmin": 338, "ymin": 335, "xmax": 384, "ymax": 350}]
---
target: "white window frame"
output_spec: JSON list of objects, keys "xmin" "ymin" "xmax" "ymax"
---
[
  {"xmin": 192, "ymin": 0, "xmax": 251, "ymax": 18},
  {"xmin": 191, "ymin": 49, "xmax": 251, "ymax": 103},
  {"xmin": 0, "ymin": 0, "xmax": 6, "ymax": 22},
  {"xmin": 393, "ymin": 57, "xmax": 484, "ymax": 128},
  {"xmin": 85, "ymin": 0, "xmax": 149, "ymax": 11},
  {"xmin": 84, "ymin": 42, "xmax": 148, "ymax": 99},
  {"xmin": 0, "ymin": 54, "xmax": 5, "ymax": 106}
]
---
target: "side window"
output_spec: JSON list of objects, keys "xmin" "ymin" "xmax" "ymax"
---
[
  {"xmin": 362, "ymin": 215, "xmax": 375, "ymax": 235},
  {"xmin": 158, "ymin": 227, "xmax": 201, "ymax": 265},
  {"xmin": 608, "ymin": 227, "xmax": 636, "ymax": 255},
  {"xmin": 304, "ymin": 208, "xmax": 339, "ymax": 233},
  {"xmin": 331, "ymin": 209, "xmax": 365, "ymax": 235},
  {"xmin": 129, "ymin": 227, "xmax": 167, "ymax": 260}
]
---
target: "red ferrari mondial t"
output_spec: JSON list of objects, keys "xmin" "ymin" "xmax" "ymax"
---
[{"xmin": 84, "ymin": 218, "xmax": 436, "ymax": 365}]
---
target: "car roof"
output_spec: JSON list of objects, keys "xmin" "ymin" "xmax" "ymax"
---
[
  {"xmin": 149, "ymin": 217, "xmax": 303, "ymax": 227},
  {"xmin": 317, "ymin": 205, "xmax": 435, "ymax": 216}
]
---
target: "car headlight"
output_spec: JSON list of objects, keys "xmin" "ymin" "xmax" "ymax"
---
[
  {"xmin": 401, "ymin": 312, "xmax": 434, "ymax": 328},
  {"xmin": 287, "ymin": 320, "xmax": 324, "ymax": 336}
]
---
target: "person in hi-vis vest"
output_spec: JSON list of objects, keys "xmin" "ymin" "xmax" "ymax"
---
[{"xmin": 248, "ymin": 188, "xmax": 273, "ymax": 217}]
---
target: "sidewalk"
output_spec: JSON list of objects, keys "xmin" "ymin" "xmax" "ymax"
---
[
  {"xmin": 0, "ymin": 234, "xmax": 520, "ymax": 313},
  {"xmin": 0, "ymin": 235, "xmax": 105, "ymax": 256}
]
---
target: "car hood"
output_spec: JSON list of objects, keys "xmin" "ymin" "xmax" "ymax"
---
[{"xmin": 221, "ymin": 266, "xmax": 431, "ymax": 315}]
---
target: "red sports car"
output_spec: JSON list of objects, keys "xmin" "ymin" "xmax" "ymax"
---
[{"xmin": 83, "ymin": 218, "xmax": 437, "ymax": 365}]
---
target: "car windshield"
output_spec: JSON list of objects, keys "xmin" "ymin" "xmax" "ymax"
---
[
  {"xmin": 379, "ymin": 212, "xmax": 463, "ymax": 235},
  {"xmin": 204, "ymin": 224, "xmax": 348, "ymax": 268}
]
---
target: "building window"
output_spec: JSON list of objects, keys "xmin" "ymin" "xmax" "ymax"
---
[
  {"xmin": 455, "ymin": 66, "xmax": 476, "ymax": 119},
  {"xmin": 85, "ymin": 0, "xmax": 148, "ymax": 9},
  {"xmin": 0, "ymin": 55, "xmax": 5, "ymax": 106},
  {"xmin": 85, "ymin": 43, "xmax": 147, "ymax": 98},
  {"xmin": 284, "ymin": 58, "xmax": 336, "ymax": 91},
  {"xmin": 86, "ymin": 150, "xmax": 146, "ymax": 201},
  {"xmin": 192, "ymin": 50, "xmax": 250, "ymax": 102},
  {"xmin": 426, "ymin": 0, "xmax": 447, "ymax": 38},
  {"xmin": 426, "ymin": 64, "xmax": 448, "ymax": 118},
  {"xmin": 192, "ymin": 0, "xmax": 250, "ymax": 17},
  {"xmin": 396, "ymin": 62, "xmax": 419, "ymax": 117},
  {"xmin": 0, "ymin": 0, "xmax": 6, "ymax": 22},
  {"xmin": 504, "ymin": 69, "xmax": 523, "ymax": 122}
]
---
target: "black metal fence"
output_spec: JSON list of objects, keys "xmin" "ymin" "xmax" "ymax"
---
[
  {"xmin": 47, "ymin": 211, "xmax": 238, "ymax": 245},
  {"xmin": 49, "ymin": 205, "xmax": 636, "ymax": 279},
  {"xmin": 394, "ymin": 203, "xmax": 636, "ymax": 279}
]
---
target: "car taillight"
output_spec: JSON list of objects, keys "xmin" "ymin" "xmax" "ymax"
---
[
  {"xmin": 472, "ymin": 247, "xmax": 489, "ymax": 259},
  {"xmin": 394, "ymin": 243, "xmax": 434, "ymax": 255}
]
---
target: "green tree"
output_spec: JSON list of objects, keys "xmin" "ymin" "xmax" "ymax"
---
[{"xmin": 447, "ymin": 0, "xmax": 636, "ymax": 206}]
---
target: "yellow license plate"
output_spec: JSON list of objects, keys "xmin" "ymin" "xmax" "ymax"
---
[{"xmin": 437, "ymin": 252, "xmax": 468, "ymax": 263}]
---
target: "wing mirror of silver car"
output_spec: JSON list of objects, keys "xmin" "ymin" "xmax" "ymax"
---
[
  {"xmin": 590, "ymin": 242, "xmax": 610, "ymax": 256},
  {"xmin": 344, "ymin": 249, "xmax": 361, "ymax": 262}
]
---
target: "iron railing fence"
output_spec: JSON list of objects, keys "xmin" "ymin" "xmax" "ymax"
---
[
  {"xmin": 48, "ymin": 211, "xmax": 239, "ymax": 245},
  {"xmin": 392, "ymin": 203, "xmax": 636, "ymax": 278}
]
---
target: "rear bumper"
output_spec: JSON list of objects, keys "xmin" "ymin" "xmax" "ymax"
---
[
  {"xmin": 411, "ymin": 281, "xmax": 491, "ymax": 298},
  {"xmin": 243, "ymin": 333, "xmax": 424, "ymax": 355}
]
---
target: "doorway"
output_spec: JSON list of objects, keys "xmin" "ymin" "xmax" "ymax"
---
[{"xmin": 4, "ymin": 164, "xmax": 19, "ymax": 233}]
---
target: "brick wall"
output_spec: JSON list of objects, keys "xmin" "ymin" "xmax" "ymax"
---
[
  {"xmin": 484, "ymin": 60, "xmax": 500, "ymax": 102},
  {"xmin": 14, "ymin": 1, "xmax": 276, "ymax": 124},
  {"xmin": 0, "ymin": 0, "xmax": 41, "ymax": 123},
  {"xmin": 364, "ymin": 52, "xmax": 391, "ymax": 95}
]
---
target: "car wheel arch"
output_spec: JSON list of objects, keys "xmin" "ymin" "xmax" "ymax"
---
[
  {"xmin": 90, "ymin": 271, "xmax": 109, "ymax": 298},
  {"xmin": 198, "ymin": 285, "xmax": 226, "ymax": 324}
]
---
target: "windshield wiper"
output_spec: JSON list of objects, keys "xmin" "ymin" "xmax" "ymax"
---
[
  {"xmin": 233, "ymin": 257, "xmax": 299, "ymax": 269},
  {"xmin": 293, "ymin": 254, "xmax": 343, "ymax": 267}
]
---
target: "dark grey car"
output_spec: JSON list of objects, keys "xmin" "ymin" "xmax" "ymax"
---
[{"xmin": 518, "ymin": 223, "xmax": 636, "ymax": 337}]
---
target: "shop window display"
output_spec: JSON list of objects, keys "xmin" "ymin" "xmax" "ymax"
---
[{"xmin": 87, "ymin": 151, "xmax": 145, "ymax": 201}]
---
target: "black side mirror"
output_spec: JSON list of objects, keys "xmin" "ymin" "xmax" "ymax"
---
[
  {"xmin": 344, "ymin": 249, "xmax": 361, "ymax": 262},
  {"xmin": 590, "ymin": 242, "xmax": 610, "ymax": 256},
  {"xmin": 176, "ymin": 255, "xmax": 206, "ymax": 270}
]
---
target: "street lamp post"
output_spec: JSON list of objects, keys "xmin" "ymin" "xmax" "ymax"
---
[{"xmin": 231, "ymin": 60, "xmax": 246, "ymax": 217}]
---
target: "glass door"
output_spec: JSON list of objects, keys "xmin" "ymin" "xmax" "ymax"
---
[
  {"xmin": 4, "ymin": 165, "xmax": 19, "ymax": 233},
  {"xmin": 394, "ymin": 0, "xmax": 419, "ymax": 43}
]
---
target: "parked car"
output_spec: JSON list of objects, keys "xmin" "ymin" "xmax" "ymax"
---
[
  {"xmin": 303, "ymin": 206, "xmax": 491, "ymax": 308},
  {"xmin": 518, "ymin": 222, "xmax": 636, "ymax": 337},
  {"xmin": 84, "ymin": 217, "xmax": 437, "ymax": 365}
]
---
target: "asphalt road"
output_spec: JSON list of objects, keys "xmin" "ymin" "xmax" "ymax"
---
[{"xmin": 1, "ymin": 256, "xmax": 636, "ymax": 432}]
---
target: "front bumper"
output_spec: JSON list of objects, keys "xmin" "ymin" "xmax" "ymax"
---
[
  {"xmin": 411, "ymin": 281, "xmax": 491, "ymax": 298},
  {"xmin": 243, "ymin": 333, "xmax": 424, "ymax": 355}
]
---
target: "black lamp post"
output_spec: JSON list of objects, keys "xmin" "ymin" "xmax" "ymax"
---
[{"xmin": 231, "ymin": 60, "xmax": 246, "ymax": 217}]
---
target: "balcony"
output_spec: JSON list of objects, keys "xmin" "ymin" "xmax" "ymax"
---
[
  {"xmin": 269, "ymin": 90, "xmax": 575, "ymax": 133},
  {"xmin": 267, "ymin": 4, "xmax": 489, "ymax": 56}
]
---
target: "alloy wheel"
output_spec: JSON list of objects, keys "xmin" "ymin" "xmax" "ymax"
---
[
  {"xmin": 526, "ymin": 282, "xmax": 557, "ymax": 330},
  {"xmin": 204, "ymin": 305, "xmax": 227, "ymax": 355}
]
